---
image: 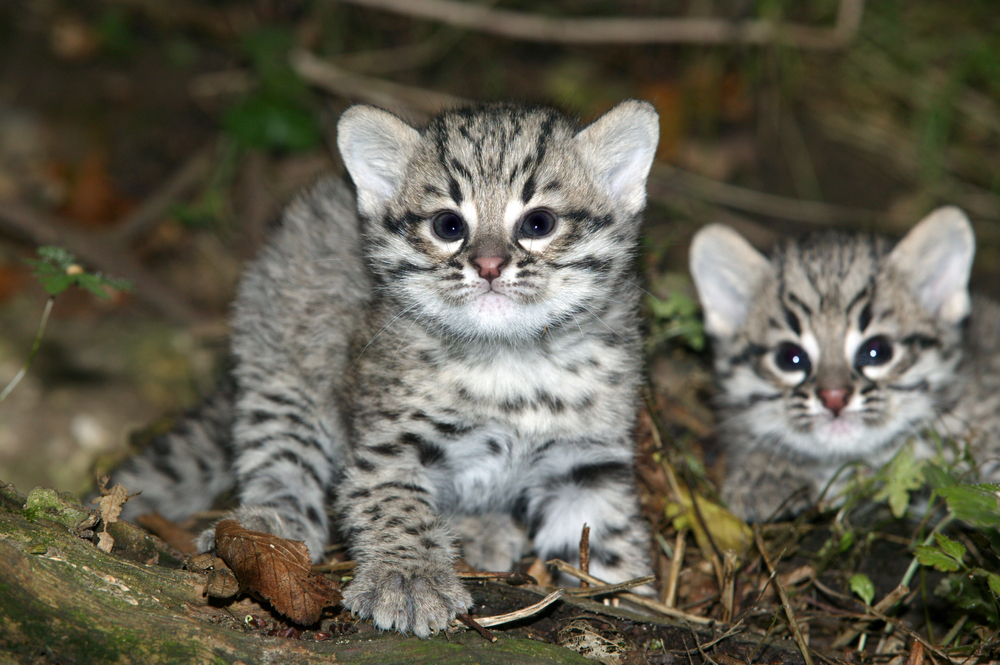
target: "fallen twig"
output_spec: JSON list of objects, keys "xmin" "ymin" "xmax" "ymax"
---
[
  {"xmin": 456, "ymin": 613, "xmax": 497, "ymax": 642},
  {"xmin": 337, "ymin": 0, "xmax": 865, "ymax": 49},
  {"xmin": 453, "ymin": 589, "xmax": 565, "ymax": 629},
  {"xmin": 565, "ymin": 575, "xmax": 656, "ymax": 598},
  {"xmin": 457, "ymin": 571, "xmax": 537, "ymax": 585},
  {"xmin": 753, "ymin": 526, "xmax": 814, "ymax": 665},
  {"xmin": 665, "ymin": 529, "xmax": 686, "ymax": 608},
  {"xmin": 548, "ymin": 559, "xmax": 713, "ymax": 625},
  {"xmin": 830, "ymin": 583, "xmax": 909, "ymax": 648}
]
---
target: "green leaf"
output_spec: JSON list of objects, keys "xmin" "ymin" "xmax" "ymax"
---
[
  {"xmin": 75, "ymin": 274, "xmax": 110, "ymax": 300},
  {"xmin": 933, "ymin": 532, "xmax": 967, "ymax": 564},
  {"xmin": 225, "ymin": 95, "xmax": 320, "ymax": 152},
  {"xmin": 938, "ymin": 484, "xmax": 1000, "ymax": 529},
  {"xmin": 873, "ymin": 445, "xmax": 925, "ymax": 518},
  {"xmin": 915, "ymin": 545, "xmax": 962, "ymax": 572},
  {"xmin": 849, "ymin": 573, "xmax": 875, "ymax": 606},
  {"xmin": 24, "ymin": 247, "xmax": 132, "ymax": 298},
  {"xmin": 988, "ymin": 573, "xmax": 1000, "ymax": 598}
]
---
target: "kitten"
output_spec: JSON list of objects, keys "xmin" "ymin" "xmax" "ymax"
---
[
  {"xmin": 689, "ymin": 209, "xmax": 1000, "ymax": 521},
  {"xmin": 110, "ymin": 101, "xmax": 660, "ymax": 635}
]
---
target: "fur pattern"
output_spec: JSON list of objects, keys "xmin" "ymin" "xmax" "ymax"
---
[
  {"xmin": 690, "ymin": 208, "xmax": 1000, "ymax": 521},
  {"xmin": 111, "ymin": 101, "xmax": 660, "ymax": 636}
]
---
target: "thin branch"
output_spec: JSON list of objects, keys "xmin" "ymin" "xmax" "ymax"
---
[
  {"xmin": 455, "ymin": 613, "xmax": 497, "ymax": 642},
  {"xmin": 289, "ymin": 49, "xmax": 466, "ymax": 118},
  {"xmin": 0, "ymin": 297, "xmax": 53, "ymax": 403},
  {"xmin": 564, "ymin": 575, "xmax": 656, "ymax": 598},
  {"xmin": 337, "ymin": 0, "xmax": 865, "ymax": 49},
  {"xmin": 647, "ymin": 163, "xmax": 885, "ymax": 227},
  {"xmin": 455, "ymin": 589, "xmax": 565, "ymax": 628},
  {"xmin": 548, "ymin": 559, "xmax": 713, "ymax": 625},
  {"xmin": 753, "ymin": 526, "xmax": 814, "ymax": 665},
  {"xmin": 113, "ymin": 145, "xmax": 215, "ymax": 246}
]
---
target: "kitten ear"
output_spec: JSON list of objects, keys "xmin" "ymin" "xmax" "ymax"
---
[
  {"xmin": 575, "ymin": 100, "xmax": 659, "ymax": 217},
  {"xmin": 689, "ymin": 224, "xmax": 772, "ymax": 339},
  {"xmin": 887, "ymin": 206, "xmax": 975, "ymax": 324},
  {"xmin": 337, "ymin": 105, "xmax": 421, "ymax": 220}
]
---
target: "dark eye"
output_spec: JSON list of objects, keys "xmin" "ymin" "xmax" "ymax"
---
[
  {"xmin": 856, "ymin": 335, "xmax": 893, "ymax": 368},
  {"xmin": 519, "ymin": 209, "xmax": 556, "ymax": 238},
  {"xmin": 775, "ymin": 342, "xmax": 811, "ymax": 374},
  {"xmin": 432, "ymin": 212, "xmax": 465, "ymax": 241}
]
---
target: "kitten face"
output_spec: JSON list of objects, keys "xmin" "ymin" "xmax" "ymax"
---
[
  {"xmin": 690, "ymin": 209, "xmax": 974, "ymax": 462},
  {"xmin": 337, "ymin": 103, "xmax": 659, "ymax": 342}
]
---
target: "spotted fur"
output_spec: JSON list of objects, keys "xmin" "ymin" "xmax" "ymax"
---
[
  {"xmin": 111, "ymin": 101, "xmax": 660, "ymax": 636},
  {"xmin": 690, "ymin": 208, "xmax": 1000, "ymax": 521}
]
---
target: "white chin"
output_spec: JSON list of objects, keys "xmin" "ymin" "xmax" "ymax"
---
[
  {"xmin": 794, "ymin": 415, "xmax": 889, "ymax": 459},
  {"xmin": 475, "ymin": 292, "xmax": 515, "ymax": 319}
]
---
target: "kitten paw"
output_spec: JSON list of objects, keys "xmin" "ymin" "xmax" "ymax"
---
[{"xmin": 343, "ymin": 560, "xmax": 473, "ymax": 637}]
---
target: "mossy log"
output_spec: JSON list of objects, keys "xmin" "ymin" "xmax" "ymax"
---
[{"xmin": 0, "ymin": 482, "xmax": 803, "ymax": 664}]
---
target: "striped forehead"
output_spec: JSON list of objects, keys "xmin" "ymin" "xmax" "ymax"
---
[
  {"xmin": 426, "ymin": 106, "xmax": 569, "ymax": 200},
  {"xmin": 776, "ymin": 234, "xmax": 881, "ymax": 313}
]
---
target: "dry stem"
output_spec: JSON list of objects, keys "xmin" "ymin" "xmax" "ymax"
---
[{"xmin": 337, "ymin": 0, "xmax": 865, "ymax": 49}]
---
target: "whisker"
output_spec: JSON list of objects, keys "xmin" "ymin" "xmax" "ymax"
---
[{"xmin": 353, "ymin": 301, "xmax": 421, "ymax": 368}]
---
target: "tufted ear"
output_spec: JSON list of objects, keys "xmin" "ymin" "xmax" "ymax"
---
[
  {"xmin": 689, "ymin": 224, "xmax": 772, "ymax": 339},
  {"xmin": 574, "ymin": 100, "xmax": 659, "ymax": 217},
  {"xmin": 887, "ymin": 206, "xmax": 975, "ymax": 324},
  {"xmin": 337, "ymin": 105, "xmax": 421, "ymax": 220}
]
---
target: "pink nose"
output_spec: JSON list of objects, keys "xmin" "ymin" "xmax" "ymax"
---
[
  {"xmin": 474, "ymin": 257, "xmax": 505, "ymax": 283},
  {"xmin": 818, "ymin": 388, "xmax": 851, "ymax": 416}
]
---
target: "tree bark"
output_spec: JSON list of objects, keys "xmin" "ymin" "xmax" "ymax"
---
[{"xmin": 0, "ymin": 482, "xmax": 803, "ymax": 664}]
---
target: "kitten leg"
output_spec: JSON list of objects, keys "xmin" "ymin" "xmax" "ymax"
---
[
  {"xmin": 338, "ymin": 448, "xmax": 472, "ymax": 637},
  {"xmin": 527, "ymin": 448, "xmax": 653, "ymax": 591},
  {"xmin": 199, "ymin": 378, "xmax": 341, "ymax": 562},
  {"xmin": 451, "ymin": 512, "xmax": 527, "ymax": 572},
  {"xmin": 723, "ymin": 448, "xmax": 820, "ymax": 522}
]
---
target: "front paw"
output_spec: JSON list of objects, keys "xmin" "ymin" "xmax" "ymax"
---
[{"xmin": 344, "ymin": 559, "xmax": 473, "ymax": 637}]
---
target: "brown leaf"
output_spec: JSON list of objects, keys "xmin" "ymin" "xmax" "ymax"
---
[
  {"xmin": 92, "ymin": 479, "xmax": 135, "ymax": 554},
  {"xmin": 214, "ymin": 520, "xmax": 341, "ymax": 625}
]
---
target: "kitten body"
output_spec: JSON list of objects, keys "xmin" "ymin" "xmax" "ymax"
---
[
  {"xmin": 111, "ymin": 101, "xmax": 660, "ymax": 635},
  {"xmin": 690, "ymin": 209, "xmax": 1000, "ymax": 521}
]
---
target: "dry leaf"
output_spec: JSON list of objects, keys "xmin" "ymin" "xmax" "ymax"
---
[
  {"xmin": 214, "ymin": 520, "xmax": 341, "ymax": 625},
  {"xmin": 526, "ymin": 556, "xmax": 553, "ymax": 587},
  {"xmin": 93, "ymin": 479, "xmax": 134, "ymax": 554}
]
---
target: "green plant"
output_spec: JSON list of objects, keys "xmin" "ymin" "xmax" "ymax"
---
[
  {"xmin": 224, "ymin": 28, "xmax": 321, "ymax": 152},
  {"xmin": 0, "ymin": 247, "xmax": 131, "ymax": 403}
]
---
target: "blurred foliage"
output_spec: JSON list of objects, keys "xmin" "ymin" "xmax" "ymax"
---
[
  {"xmin": 24, "ymin": 247, "xmax": 131, "ymax": 300},
  {"xmin": 224, "ymin": 28, "xmax": 321, "ymax": 152}
]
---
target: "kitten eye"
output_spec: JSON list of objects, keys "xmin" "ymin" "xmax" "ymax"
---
[
  {"xmin": 432, "ymin": 212, "xmax": 465, "ymax": 241},
  {"xmin": 519, "ymin": 209, "xmax": 556, "ymax": 238},
  {"xmin": 775, "ymin": 342, "xmax": 811, "ymax": 374},
  {"xmin": 856, "ymin": 335, "xmax": 893, "ymax": 368}
]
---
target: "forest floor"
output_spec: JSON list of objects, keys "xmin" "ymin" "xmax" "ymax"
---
[{"xmin": 1, "ymin": 1, "xmax": 999, "ymax": 663}]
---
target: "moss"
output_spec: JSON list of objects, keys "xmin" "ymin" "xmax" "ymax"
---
[{"xmin": 22, "ymin": 487, "xmax": 94, "ymax": 531}]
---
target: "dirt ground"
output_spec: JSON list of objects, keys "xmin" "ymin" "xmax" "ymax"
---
[{"xmin": 1, "ymin": 0, "xmax": 999, "ymax": 662}]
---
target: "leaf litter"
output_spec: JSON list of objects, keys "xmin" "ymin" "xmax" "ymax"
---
[{"xmin": 212, "ymin": 519, "xmax": 341, "ymax": 626}]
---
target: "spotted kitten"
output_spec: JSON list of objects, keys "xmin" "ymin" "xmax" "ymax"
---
[
  {"xmin": 690, "ymin": 208, "xmax": 1000, "ymax": 521},
  {"xmin": 110, "ymin": 101, "xmax": 660, "ymax": 635}
]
